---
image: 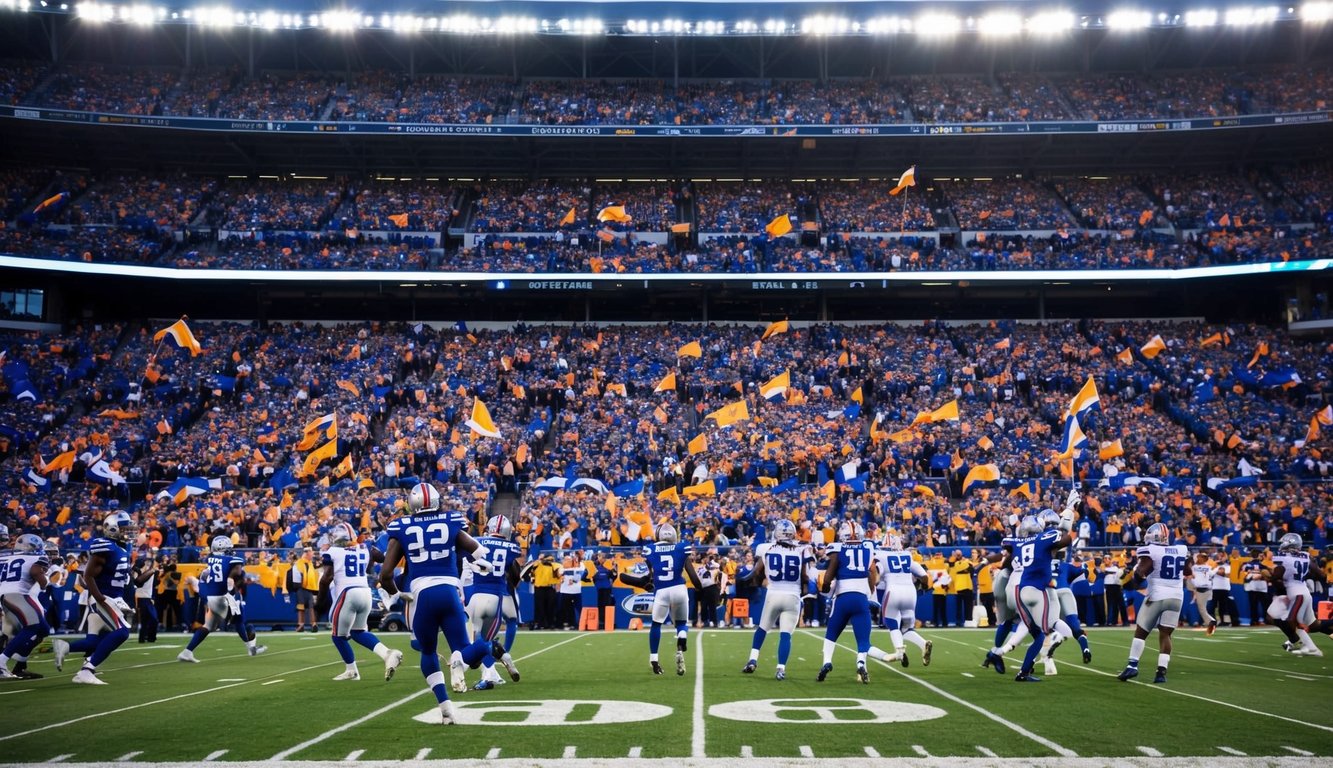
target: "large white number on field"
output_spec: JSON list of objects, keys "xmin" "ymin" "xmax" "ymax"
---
[
  {"xmin": 412, "ymin": 699, "xmax": 673, "ymax": 726},
  {"xmin": 709, "ymin": 698, "xmax": 948, "ymax": 724}
]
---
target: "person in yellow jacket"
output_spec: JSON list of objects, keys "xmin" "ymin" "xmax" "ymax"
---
[
  {"xmin": 975, "ymin": 549, "xmax": 997, "ymax": 626},
  {"xmin": 949, "ymin": 550, "xmax": 975, "ymax": 627},
  {"xmin": 287, "ymin": 549, "xmax": 321, "ymax": 632},
  {"xmin": 530, "ymin": 553, "xmax": 561, "ymax": 630}
]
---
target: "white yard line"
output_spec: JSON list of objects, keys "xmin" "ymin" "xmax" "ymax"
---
[
  {"xmin": 692, "ymin": 632, "xmax": 705, "ymax": 759},
  {"xmin": 266, "ymin": 633, "xmax": 586, "ymax": 761},
  {"xmin": 0, "ymin": 689, "xmax": 32, "ymax": 695},
  {"xmin": 1169, "ymin": 652, "xmax": 1333, "ymax": 679},
  {"xmin": 261, "ymin": 679, "xmax": 285, "ymax": 686},
  {"xmin": 23, "ymin": 758, "xmax": 1330, "ymax": 768},
  {"xmin": 803, "ymin": 631, "xmax": 1077, "ymax": 758},
  {"xmin": 28, "ymin": 643, "xmax": 319, "ymax": 682},
  {"xmin": 0, "ymin": 660, "xmax": 339, "ymax": 742}
]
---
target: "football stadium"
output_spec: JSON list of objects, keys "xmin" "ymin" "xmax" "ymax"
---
[{"xmin": 0, "ymin": 1, "xmax": 1331, "ymax": 766}]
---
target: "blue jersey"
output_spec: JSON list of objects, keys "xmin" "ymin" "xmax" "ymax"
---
[
  {"xmin": 470, "ymin": 536, "xmax": 521, "ymax": 596},
  {"xmin": 1016, "ymin": 529, "xmax": 1064, "ymax": 589},
  {"xmin": 388, "ymin": 512, "xmax": 464, "ymax": 588},
  {"xmin": 831, "ymin": 541, "xmax": 876, "ymax": 580},
  {"xmin": 86, "ymin": 537, "xmax": 131, "ymax": 600},
  {"xmin": 199, "ymin": 553, "xmax": 246, "ymax": 598},
  {"xmin": 1057, "ymin": 560, "xmax": 1085, "ymax": 590},
  {"xmin": 642, "ymin": 541, "xmax": 694, "ymax": 590}
]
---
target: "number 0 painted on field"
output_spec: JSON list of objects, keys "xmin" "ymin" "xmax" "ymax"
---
[{"xmin": 709, "ymin": 698, "xmax": 947, "ymax": 724}]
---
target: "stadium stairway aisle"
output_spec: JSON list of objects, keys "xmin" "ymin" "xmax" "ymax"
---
[{"xmin": 490, "ymin": 490, "xmax": 520, "ymax": 521}]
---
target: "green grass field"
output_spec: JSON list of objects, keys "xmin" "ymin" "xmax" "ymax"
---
[{"xmin": 0, "ymin": 625, "xmax": 1330, "ymax": 766}]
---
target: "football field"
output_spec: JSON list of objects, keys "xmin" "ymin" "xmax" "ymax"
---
[{"xmin": 0, "ymin": 626, "xmax": 1329, "ymax": 767}]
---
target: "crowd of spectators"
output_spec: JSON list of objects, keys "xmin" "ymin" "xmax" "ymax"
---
[
  {"xmin": 330, "ymin": 182, "xmax": 459, "ymax": 232},
  {"xmin": 1152, "ymin": 173, "xmax": 1272, "ymax": 230},
  {"xmin": 2, "ymin": 319, "xmax": 1329, "ymax": 561},
  {"xmin": 0, "ymin": 226, "xmax": 171, "ymax": 265},
  {"xmin": 176, "ymin": 234, "xmax": 435, "ymax": 270},
  {"xmin": 55, "ymin": 174, "xmax": 216, "ymax": 231},
  {"xmin": 1052, "ymin": 178, "xmax": 1160, "ymax": 231},
  {"xmin": 206, "ymin": 179, "xmax": 343, "ymax": 231},
  {"xmin": 695, "ymin": 182, "xmax": 813, "ymax": 233},
  {"xmin": 8, "ymin": 61, "xmax": 1333, "ymax": 124},
  {"xmin": 469, "ymin": 181, "xmax": 589, "ymax": 233},
  {"xmin": 815, "ymin": 181, "xmax": 935, "ymax": 231},
  {"xmin": 946, "ymin": 179, "xmax": 1075, "ymax": 231}
]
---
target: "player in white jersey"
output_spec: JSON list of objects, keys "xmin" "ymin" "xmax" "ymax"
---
[
  {"xmin": 742, "ymin": 520, "xmax": 812, "ymax": 679},
  {"xmin": 1267, "ymin": 533, "xmax": 1323, "ymax": 657},
  {"xmin": 1186, "ymin": 552, "xmax": 1218, "ymax": 634},
  {"xmin": 1117, "ymin": 523, "xmax": 1188, "ymax": 683},
  {"xmin": 874, "ymin": 534, "xmax": 932, "ymax": 667},
  {"xmin": 0, "ymin": 534, "xmax": 51, "ymax": 679},
  {"xmin": 317, "ymin": 522, "xmax": 404, "ymax": 681}
]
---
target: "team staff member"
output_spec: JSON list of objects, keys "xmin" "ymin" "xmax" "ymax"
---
[
  {"xmin": 592, "ymin": 552, "xmax": 616, "ymax": 613},
  {"xmin": 531, "ymin": 553, "xmax": 561, "ymax": 630},
  {"xmin": 1242, "ymin": 549, "xmax": 1269, "ymax": 626},
  {"xmin": 287, "ymin": 549, "xmax": 319, "ymax": 632},
  {"xmin": 1210, "ymin": 549, "xmax": 1238, "ymax": 627},
  {"xmin": 1103, "ymin": 555, "xmax": 1128, "ymax": 626},
  {"xmin": 133, "ymin": 554, "xmax": 160, "ymax": 643},
  {"xmin": 975, "ymin": 553, "xmax": 996, "ymax": 627},
  {"xmin": 950, "ymin": 551, "xmax": 975, "ymax": 626}
]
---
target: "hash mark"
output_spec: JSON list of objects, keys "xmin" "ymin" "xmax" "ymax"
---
[
  {"xmin": 799, "ymin": 745, "xmax": 814, "ymax": 757},
  {"xmin": 1136, "ymin": 746, "xmax": 1163, "ymax": 757},
  {"xmin": 47, "ymin": 756, "xmax": 73, "ymax": 764},
  {"xmin": 344, "ymin": 749, "xmax": 364, "ymax": 761},
  {"xmin": 414, "ymin": 748, "xmax": 431, "ymax": 760},
  {"xmin": 562, "ymin": 746, "xmax": 577, "ymax": 758},
  {"xmin": 912, "ymin": 745, "xmax": 931, "ymax": 757},
  {"xmin": 203, "ymin": 751, "xmax": 228, "ymax": 761},
  {"xmin": 977, "ymin": 746, "xmax": 998, "ymax": 757},
  {"xmin": 115, "ymin": 752, "xmax": 143, "ymax": 762},
  {"xmin": 1218, "ymin": 747, "xmax": 1247, "ymax": 756},
  {"xmin": 485, "ymin": 748, "xmax": 500, "ymax": 759},
  {"xmin": 864, "ymin": 747, "xmax": 881, "ymax": 758},
  {"xmin": 741, "ymin": 745, "xmax": 754, "ymax": 758},
  {"xmin": 628, "ymin": 747, "xmax": 643, "ymax": 758},
  {"xmin": 1283, "ymin": 746, "xmax": 1315, "ymax": 756}
]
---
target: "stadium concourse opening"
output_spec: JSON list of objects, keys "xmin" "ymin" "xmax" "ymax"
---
[{"xmin": 0, "ymin": 2, "xmax": 1331, "ymax": 766}]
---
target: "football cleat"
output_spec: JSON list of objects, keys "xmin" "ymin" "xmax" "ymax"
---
[
  {"xmin": 1117, "ymin": 665, "xmax": 1139, "ymax": 682},
  {"xmin": 500, "ymin": 652, "xmax": 520, "ymax": 682},
  {"xmin": 1205, "ymin": 621, "xmax": 1217, "ymax": 637},
  {"xmin": 1153, "ymin": 668, "xmax": 1168, "ymax": 684},
  {"xmin": 1046, "ymin": 635, "xmax": 1064, "ymax": 657},
  {"xmin": 900, "ymin": 651, "xmax": 910, "ymax": 668},
  {"xmin": 742, "ymin": 661, "xmax": 757, "ymax": 674},
  {"xmin": 1082, "ymin": 647, "xmax": 1093, "ymax": 664},
  {"xmin": 473, "ymin": 679, "xmax": 495, "ymax": 691},
  {"xmin": 984, "ymin": 651, "xmax": 1006, "ymax": 675},
  {"xmin": 332, "ymin": 670, "xmax": 361, "ymax": 681},
  {"xmin": 249, "ymin": 645, "xmax": 268, "ymax": 656},
  {"xmin": 651, "ymin": 661, "xmax": 664, "ymax": 675},
  {"xmin": 675, "ymin": 650, "xmax": 686, "ymax": 676},
  {"xmin": 52, "ymin": 639, "xmax": 69, "ymax": 672},
  {"xmin": 72, "ymin": 668, "xmax": 106, "ymax": 685},
  {"xmin": 922, "ymin": 641, "xmax": 933, "ymax": 667},
  {"xmin": 0, "ymin": 666, "xmax": 14, "ymax": 679},
  {"xmin": 438, "ymin": 701, "xmax": 456, "ymax": 725},
  {"xmin": 775, "ymin": 667, "xmax": 786, "ymax": 681},
  {"xmin": 817, "ymin": 663, "xmax": 833, "ymax": 682},
  {"xmin": 1292, "ymin": 647, "xmax": 1324, "ymax": 657},
  {"xmin": 12, "ymin": 668, "xmax": 42, "ymax": 680},
  {"xmin": 857, "ymin": 662, "xmax": 869, "ymax": 684},
  {"xmin": 1282, "ymin": 641, "xmax": 1295, "ymax": 653},
  {"xmin": 1044, "ymin": 658, "xmax": 1058, "ymax": 677},
  {"xmin": 384, "ymin": 649, "xmax": 403, "ymax": 681},
  {"xmin": 449, "ymin": 657, "xmax": 467, "ymax": 693},
  {"xmin": 177, "ymin": 650, "xmax": 199, "ymax": 663},
  {"xmin": 1014, "ymin": 670, "xmax": 1042, "ymax": 683}
]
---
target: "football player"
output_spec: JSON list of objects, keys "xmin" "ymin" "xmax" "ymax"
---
[
  {"xmin": 1012, "ymin": 496, "xmax": 1077, "ymax": 683},
  {"xmin": 52, "ymin": 512, "xmax": 136, "ymax": 685},
  {"xmin": 465, "ymin": 515, "xmax": 523, "ymax": 689},
  {"xmin": 1117, "ymin": 522, "xmax": 1188, "ymax": 683},
  {"xmin": 1039, "ymin": 552, "xmax": 1093, "ymax": 676},
  {"xmin": 177, "ymin": 536, "xmax": 266, "ymax": 663},
  {"xmin": 618, "ymin": 522, "xmax": 702, "ymax": 676},
  {"xmin": 817, "ymin": 521, "xmax": 877, "ymax": 684},
  {"xmin": 1268, "ymin": 533, "xmax": 1323, "ymax": 657},
  {"xmin": 742, "ymin": 519, "xmax": 812, "ymax": 679},
  {"xmin": 0, "ymin": 534, "xmax": 52, "ymax": 679},
  {"xmin": 982, "ymin": 524, "xmax": 1034, "ymax": 675},
  {"xmin": 378, "ymin": 482, "xmax": 502, "ymax": 725},
  {"xmin": 317, "ymin": 522, "xmax": 404, "ymax": 681},
  {"xmin": 874, "ymin": 533, "xmax": 932, "ymax": 667}
]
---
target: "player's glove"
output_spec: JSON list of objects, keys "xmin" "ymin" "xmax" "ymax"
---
[
  {"xmin": 224, "ymin": 593, "xmax": 242, "ymax": 616},
  {"xmin": 380, "ymin": 591, "xmax": 400, "ymax": 610},
  {"xmin": 1064, "ymin": 488, "xmax": 1082, "ymax": 511},
  {"xmin": 471, "ymin": 545, "xmax": 495, "ymax": 576}
]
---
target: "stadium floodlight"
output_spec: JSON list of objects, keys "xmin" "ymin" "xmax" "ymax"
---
[
  {"xmin": 763, "ymin": 18, "xmax": 783, "ymax": 33},
  {"xmin": 1027, "ymin": 9, "xmax": 1076, "ymax": 32},
  {"xmin": 128, "ymin": 3, "xmax": 153, "ymax": 24},
  {"xmin": 915, "ymin": 12, "xmax": 961, "ymax": 35},
  {"xmin": 1304, "ymin": 1, "xmax": 1333, "ymax": 20},
  {"xmin": 978, "ymin": 12, "xmax": 1023, "ymax": 35},
  {"xmin": 1184, "ymin": 8, "xmax": 1220, "ymax": 24},
  {"xmin": 1106, "ymin": 9, "xmax": 1153, "ymax": 27},
  {"xmin": 1225, "ymin": 5, "xmax": 1280, "ymax": 24}
]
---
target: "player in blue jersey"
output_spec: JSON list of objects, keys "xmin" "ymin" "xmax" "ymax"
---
[
  {"xmin": 818, "ymin": 521, "xmax": 877, "ymax": 684},
  {"xmin": 177, "ymin": 536, "xmax": 266, "ymax": 663},
  {"xmin": 1012, "ymin": 494, "xmax": 1078, "ymax": 682},
  {"xmin": 378, "ymin": 482, "xmax": 505, "ymax": 725},
  {"xmin": 1040, "ymin": 555, "xmax": 1092, "ymax": 675},
  {"xmin": 741, "ymin": 519, "xmax": 812, "ymax": 679},
  {"xmin": 618, "ymin": 522, "xmax": 702, "ymax": 676},
  {"xmin": 465, "ymin": 515, "xmax": 524, "ymax": 689},
  {"xmin": 52, "ymin": 512, "xmax": 136, "ymax": 685},
  {"xmin": 0, "ymin": 534, "xmax": 52, "ymax": 680},
  {"xmin": 981, "ymin": 526, "xmax": 1035, "ymax": 674},
  {"xmin": 318, "ymin": 522, "xmax": 403, "ymax": 681}
]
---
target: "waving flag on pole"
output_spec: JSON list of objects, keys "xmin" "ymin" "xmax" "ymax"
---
[
  {"xmin": 764, "ymin": 214, "xmax": 792, "ymax": 238},
  {"xmin": 653, "ymin": 372, "xmax": 677, "ymax": 393},
  {"xmin": 705, "ymin": 400, "xmax": 750, "ymax": 428},
  {"xmin": 888, "ymin": 165, "xmax": 916, "ymax": 196},
  {"xmin": 962, "ymin": 464, "xmax": 1000, "ymax": 495},
  {"xmin": 1067, "ymin": 376, "xmax": 1100, "ymax": 418},
  {"xmin": 1054, "ymin": 414, "xmax": 1088, "ymax": 460},
  {"xmin": 677, "ymin": 341, "xmax": 702, "ymax": 359},
  {"xmin": 153, "ymin": 318, "xmax": 203, "ymax": 356},
  {"xmin": 1139, "ymin": 335, "xmax": 1167, "ymax": 359},
  {"xmin": 760, "ymin": 371, "xmax": 790, "ymax": 400},
  {"xmin": 761, "ymin": 319, "xmax": 789, "ymax": 340},
  {"xmin": 465, "ymin": 398, "xmax": 501, "ymax": 438}
]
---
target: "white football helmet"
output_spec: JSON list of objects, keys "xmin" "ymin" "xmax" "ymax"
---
[
  {"xmin": 210, "ymin": 535, "xmax": 234, "ymax": 553},
  {"xmin": 103, "ymin": 511, "xmax": 137, "ymax": 542},
  {"xmin": 0, "ymin": 523, "xmax": 9, "ymax": 546},
  {"xmin": 773, "ymin": 519, "xmax": 797, "ymax": 544},
  {"xmin": 1145, "ymin": 522, "xmax": 1170, "ymax": 545},
  {"xmin": 483, "ymin": 515, "xmax": 514, "ymax": 540},
  {"xmin": 837, "ymin": 521, "xmax": 864, "ymax": 543},
  {"xmin": 883, "ymin": 533, "xmax": 904, "ymax": 551},
  {"xmin": 1038, "ymin": 508, "xmax": 1061, "ymax": 530},
  {"xmin": 14, "ymin": 533, "xmax": 44, "ymax": 553},
  {"xmin": 1017, "ymin": 515, "xmax": 1042, "ymax": 537},
  {"xmin": 44, "ymin": 541, "xmax": 60, "ymax": 560},
  {"xmin": 329, "ymin": 523, "xmax": 355, "ymax": 547},
  {"xmin": 408, "ymin": 482, "xmax": 442, "ymax": 513},
  {"xmin": 655, "ymin": 523, "xmax": 679, "ymax": 544},
  {"xmin": 1278, "ymin": 532, "xmax": 1302, "ymax": 552}
]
